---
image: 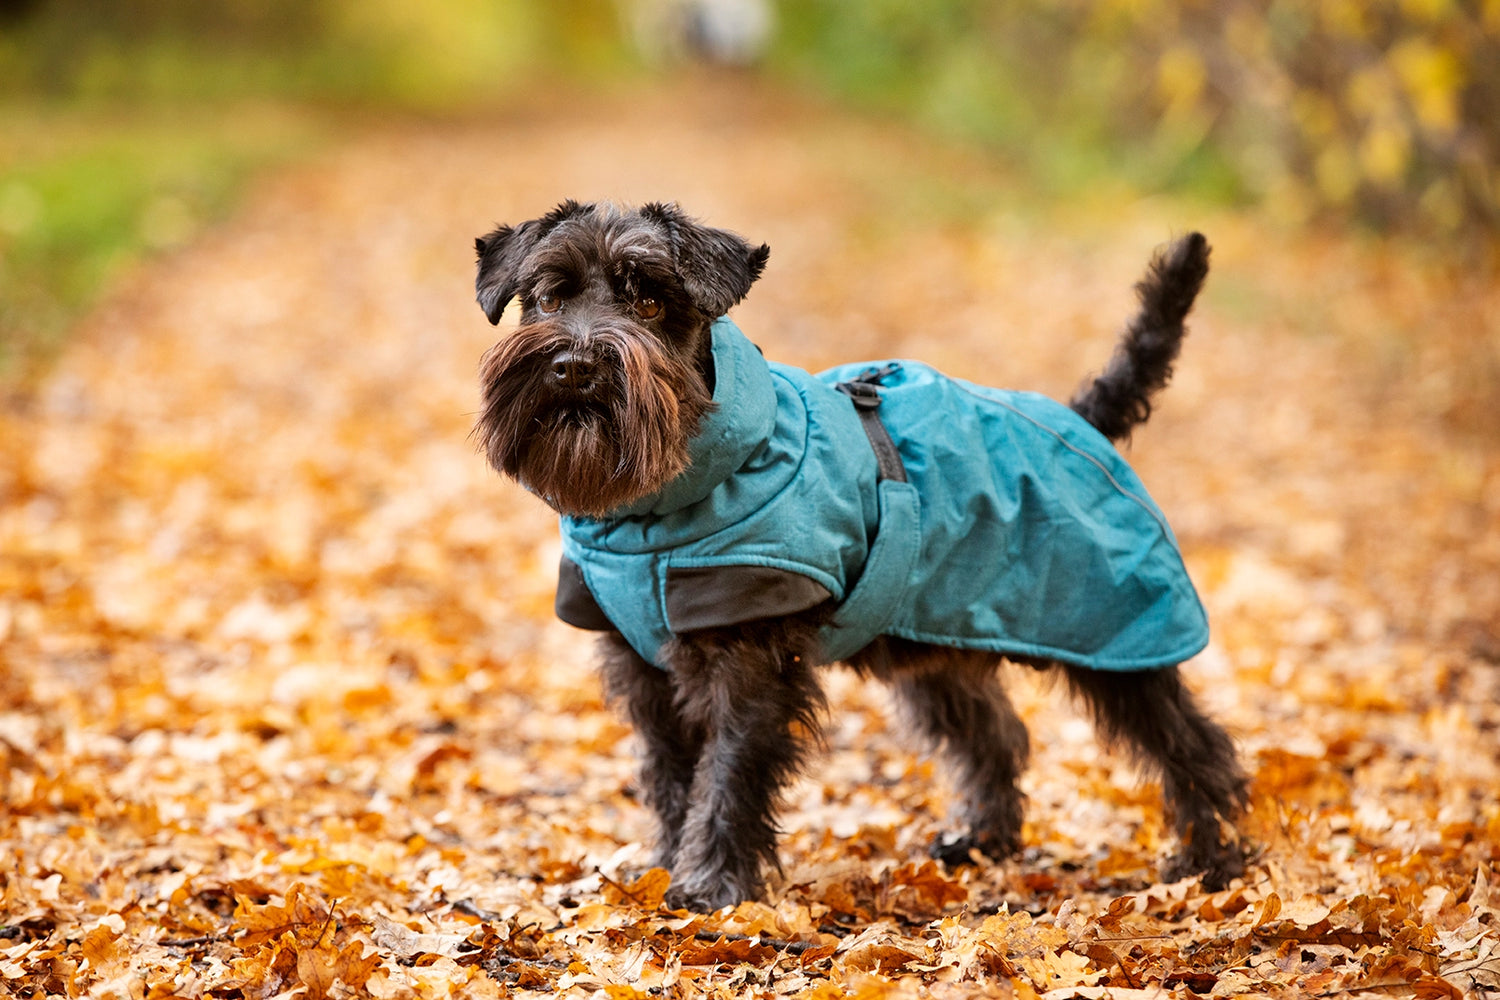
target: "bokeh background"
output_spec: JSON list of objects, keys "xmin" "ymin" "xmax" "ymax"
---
[
  {"xmin": 4, "ymin": 4, "xmax": 1500, "ymax": 995},
  {"xmin": 3, "ymin": 0, "xmax": 1498, "ymax": 385}
]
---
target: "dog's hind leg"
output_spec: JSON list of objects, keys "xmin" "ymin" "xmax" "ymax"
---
[
  {"xmin": 871, "ymin": 645, "xmax": 1031, "ymax": 865},
  {"xmin": 599, "ymin": 633, "xmax": 704, "ymax": 870},
  {"xmin": 1061, "ymin": 663, "xmax": 1248, "ymax": 889},
  {"xmin": 659, "ymin": 613, "xmax": 829, "ymax": 910}
]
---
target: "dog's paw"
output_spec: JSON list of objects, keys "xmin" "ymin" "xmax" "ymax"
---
[
  {"xmin": 928, "ymin": 831, "xmax": 1018, "ymax": 868},
  {"xmin": 1162, "ymin": 842, "xmax": 1245, "ymax": 891},
  {"xmin": 664, "ymin": 872, "xmax": 761, "ymax": 912}
]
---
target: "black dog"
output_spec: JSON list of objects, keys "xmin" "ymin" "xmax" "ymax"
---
[{"xmin": 473, "ymin": 201, "xmax": 1247, "ymax": 910}]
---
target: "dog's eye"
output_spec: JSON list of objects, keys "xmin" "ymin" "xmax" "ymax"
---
[
  {"xmin": 634, "ymin": 297, "xmax": 662, "ymax": 320},
  {"xmin": 537, "ymin": 294, "xmax": 562, "ymax": 314}
]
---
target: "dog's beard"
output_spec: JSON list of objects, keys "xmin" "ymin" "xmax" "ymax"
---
[{"xmin": 475, "ymin": 322, "xmax": 713, "ymax": 518}]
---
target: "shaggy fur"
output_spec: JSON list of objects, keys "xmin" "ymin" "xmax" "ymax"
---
[
  {"xmin": 1069, "ymin": 232, "xmax": 1211, "ymax": 442},
  {"xmin": 473, "ymin": 201, "xmax": 764, "ymax": 517},
  {"xmin": 473, "ymin": 202, "xmax": 1247, "ymax": 910}
]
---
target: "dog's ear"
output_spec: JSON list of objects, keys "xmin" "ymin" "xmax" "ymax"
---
[
  {"xmin": 474, "ymin": 200, "xmax": 588, "ymax": 324},
  {"xmin": 642, "ymin": 202, "xmax": 769, "ymax": 318},
  {"xmin": 474, "ymin": 223, "xmax": 535, "ymax": 324}
]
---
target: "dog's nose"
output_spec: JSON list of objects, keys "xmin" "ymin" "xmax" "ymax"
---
[{"xmin": 550, "ymin": 348, "xmax": 598, "ymax": 391}]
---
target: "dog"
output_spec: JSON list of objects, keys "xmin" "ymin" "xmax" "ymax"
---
[{"xmin": 472, "ymin": 201, "xmax": 1248, "ymax": 910}]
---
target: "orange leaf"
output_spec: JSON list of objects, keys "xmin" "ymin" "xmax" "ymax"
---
[
  {"xmin": 601, "ymin": 867, "xmax": 671, "ymax": 908},
  {"xmin": 842, "ymin": 941, "xmax": 925, "ymax": 974},
  {"xmin": 296, "ymin": 940, "xmax": 382, "ymax": 999},
  {"xmin": 234, "ymin": 882, "xmax": 328, "ymax": 948},
  {"xmin": 1253, "ymin": 892, "xmax": 1283, "ymax": 929},
  {"xmin": 676, "ymin": 935, "xmax": 776, "ymax": 966}
]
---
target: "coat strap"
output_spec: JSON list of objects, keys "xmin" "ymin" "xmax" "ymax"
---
[
  {"xmin": 819, "ymin": 478, "xmax": 922, "ymax": 662},
  {"xmin": 835, "ymin": 366, "xmax": 907, "ymax": 483}
]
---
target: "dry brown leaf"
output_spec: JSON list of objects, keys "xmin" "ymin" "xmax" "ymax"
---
[
  {"xmin": 676, "ymin": 934, "xmax": 777, "ymax": 967},
  {"xmin": 233, "ymin": 883, "xmax": 329, "ymax": 949},
  {"xmin": 295, "ymin": 937, "xmax": 382, "ymax": 1000},
  {"xmin": 368, "ymin": 914, "xmax": 474, "ymax": 960},
  {"xmin": 600, "ymin": 867, "xmax": 672, "ymax": 909}
]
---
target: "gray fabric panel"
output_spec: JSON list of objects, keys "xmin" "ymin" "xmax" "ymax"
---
[
  {"xmin": 666, "ymin": 564, "xmax": 833, "ymax": 632},
  {"xmin": 555, "ymin": 556, "xmax": 616, "ymax": 631}
]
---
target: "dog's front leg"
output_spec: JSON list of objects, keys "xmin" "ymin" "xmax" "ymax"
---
[
  {"xmin": 659, "ymin": 616, "xmax": 827, "ymax": 910},
  {"xmin": 598, "ymin": 633, "xmax": 704, "ymax": 869}
]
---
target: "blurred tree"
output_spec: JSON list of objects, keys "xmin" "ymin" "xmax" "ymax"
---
[
  {"xmin": 0, "ymin": 0, "xmax": 628, "ymax": 381},
  {"xmin": 771, "ymin": 0, "xmax": 1500, "ymax": 247},
  {"xmin": 1181, "ymin": 0, "xmax": 1497, "ymax": 240},
  {"xmin": 0, "ymin": 0, "xmax": 625, "ymax": 106}
]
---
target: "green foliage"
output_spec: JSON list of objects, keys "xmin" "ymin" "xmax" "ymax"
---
[
  {"xmin": 0, "ymin": 0, "xmax": 627, "ymax": 108},
  {"xmin": 0, "ymin": 107, "xmax": 323, "ymax": 379},
  {"xmin": 770, "ymin": 0, "xmax": 1500, "ymax": 244},
  {"xmin": 0, "ymin": 0, "xmax": 629, "ymax": 382}
]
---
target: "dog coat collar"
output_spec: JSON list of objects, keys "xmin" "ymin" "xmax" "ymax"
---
[
  {"xmin": 611, "ymin": 314, "xmax": 780, "ymax": 518},
  {"xmin": 557, "ymin": 318, "xmax": 1210, "ymax": 671},
  {"xmin": 558, "ymin": 318, "xmax": 891, "ymax": 660}
]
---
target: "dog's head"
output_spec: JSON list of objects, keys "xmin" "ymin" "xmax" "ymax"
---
[{"xmin": 473, "ymin": 201, "xmax": 769, "ymax": 518}]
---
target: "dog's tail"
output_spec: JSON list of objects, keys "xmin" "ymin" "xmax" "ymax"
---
[{"xmin": 1068, "ymin": 232, "xmax": 1209, "ymax": 443}]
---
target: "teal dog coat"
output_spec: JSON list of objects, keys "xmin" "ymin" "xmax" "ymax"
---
[{"xmin": 556, "ymin": 317, "xmax": 1208, "ymax": 671}]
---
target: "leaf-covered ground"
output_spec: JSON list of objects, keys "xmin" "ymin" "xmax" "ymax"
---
[{"xmin": 3, "ymin": 80, "xmax": 1500, "ymax": 998}]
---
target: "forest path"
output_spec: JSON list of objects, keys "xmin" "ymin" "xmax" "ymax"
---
[{"xmin": 3, "ymin": 78, "xmax": 1499, "ymax": 996}]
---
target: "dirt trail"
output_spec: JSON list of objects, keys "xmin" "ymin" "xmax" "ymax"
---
[{"xmin": 2, "ymin": 78, "xmax": 1499, "ymax": 995}]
